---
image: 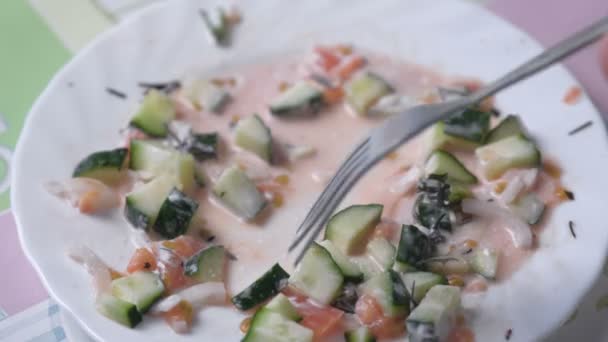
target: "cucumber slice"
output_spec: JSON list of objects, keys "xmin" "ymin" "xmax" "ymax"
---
[
  {"xmin": 72, "ymin": 148, "xmax": 128, "ymax": 185},
  {"xmin": 111, "ymin": 271, "xmax": 165, "ymax": 313},
  {"xmin": 509, "ymin": 193, "xmax": 545, "ymax": 225},
  {"xmin": 290, "ymin": 243, "xmax": 344, "ymax": 305},
  {"xmin": 318, "ymin": 240, "xmax": 363, "ymax": 282},
  {"xmin": 448, "ymin": 182, "xmax": 472, "ymax": 204},
  {"xmin": 243, "ymin": 309, "xmax": 313, "ymax": 342},
  {"xmin": 186, "ymin": 79, "xmax": 231, "ymax": 113},
  {"xmin": 212, "ymin": 166, "xmax": 267, "ymax": 220},
  {"xmin": 324, "ymin": 204, "xmax": 383, "ymax": 255},
  {"xmin": 265, "ymin": 293, "xmax": 301, "ymax": 322},
  {"xmin": 129, "ymin": 89, "xmax": 176, "ymax": 137},
  {"xmin": 392, "ymin": 260, "xmax": 418, "ymax": 274},
  {"xmin": 396, "ymin": 225, "xmax": 435, "ymax": 266},
  {"xmin": 352, "ymin": 255, "xmax": 383, "ymax": 281},
  {"xmin": 153, "ymin": 188, "xmax": 198, "ymax": 239},
  {"xmin": 232, "ymin": 263, "xmax": 290, "ymax": 311},
  {"xmin": 362, "ymin": 270, "xmax": 409, "ymax": 317},
  {"xmin": 486, "ymin": 115, "xmax": 527, "ymax": 144},
  {"xmin": 425, "ymin": 121, "xmax": 480, "ymax": 155},
  {"xmin": 443, "ymin": 108, "xmax": 491, "ymax": 143},
  {"xmin": 186, "ymin": 132, "xmax": 219, "ymax": 161},
  {"xmin": 367, "ymin": 237, "xmax": 396, "ymax": 271},
  {"xmin": 469, "ymin": 248, "xmax": 498, "ymax": 279},
  {"xmin": 400, "ymin": 272, "xmax": 447, "ymax": 303},
  {"xmin": 406, "ymin": 285, "xmax": 461, "ymax": 342},
  {"xmin": 96, "ymin": 293, "xmax": 142, "ymax": 328},
  {"xmin": 184, "ymin": 245, "xmax": 226, "ymax": 282},
  {"xmin": 425, "ymin": 150, "xmax": 477, "ymax": 184},
  {"xmin": 234, "ymin": 114, "xmax": 273, "ymax": 162},
  {"xmin": 345, "ymin": 327, "xmax": 376, "ymax": 342},
  {"xmin": 345, "ymin": 72, "xmax": 394, "ymax": 116},
  {"xmin": 475, "ymin": 134, "xmax": 541, "ymax": 180},
  {"xmin": 125, "ymin": 174, "xmax": 176, "ymax": 230},
  {"xmin": 269, "ymin": 81, "xmax": 324, "ymax": 117}
]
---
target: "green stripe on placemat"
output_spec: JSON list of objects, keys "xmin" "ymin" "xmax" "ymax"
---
[{"xmin": 0, "ymin": 0, "xmax": 71, "ymax": 210}]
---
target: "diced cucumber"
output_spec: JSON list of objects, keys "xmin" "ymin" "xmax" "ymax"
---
[
  {"xmin": 426, "ymin": 257, "xmax": 471, "ymax": 276},
  {"xmin": 186, "ymin": 79, "xmax": 231, "ymax": 113},
  {"xmin": 319, "ymin": 240, "xmax": 363, "ymax": 282},
  {"xmin": 400, "ymin": 272, "xmax": 447, "ymax": 303},
  {"xmin": 366, "ymin": 237, "xmax": 396, "ymax": 271},
  {"xmin": 324, "ymin": 204, "xmax": 383, "ymax": 255},
  {"xmin": 509, "ymin": 192, "xmax": 545, "ymax": 225},
  {"xmin": 284, "ymin": 144, "xmax": 317, "ymax": 163},
  {"xmin": 265, "ymin": 293, "xmax": 301, "ymax": 322},
  {"xmin": 392, "ymin": 260, "xmax": 418, "ymax": 274},
  {"xmin": 96, "ymin": 293, "xmax": 142, "ymax": 328},
  {"xmin": 269, "ymin": 81, "xmax": 324, "ymax": 117},
  {"xmin": 243, "ymin": 309, "xmax": 313, "ymax": 342},
  {"xmin": 475, "ymin": 134, "xmax": 541, "ymax": 180},
  {"xmin": 153, "ymin": 188, "xmax": 199, "ymax": 239},
  {"xmin": 469, "ymin": 248, "xmax": 498, "ymax": 279},
  {"xmin": 125, "ymin": 174, "xmax": 176, "ymax": 230},
  {"xmin": 352, "ymin": 255, "xmax": 383, "ymax": 281},
  {"xmin": 72, "ymin": 148, "xmax": 128, "ymax": 185},
  {"xmin": 425, "ymin": 150, "xmax": 477, "ymax": 184},
  {"xmin": 396, "ymin": 225, "xmax": 435, "ymax": 266},
  {"xmin": 184, "ymin": 245, "xmax": 226, "ymax": 282},
  {"xmin": 212, "ymin": 166, "xmax": 267, "ymax": 220},
  {"xmin": 290, "ymin": 243, "xmax": 344, "ymax": 305},
  {"xmin": 234, "ymin": 114, "xmax": 273, "ymax": 162},
  {"xmin": 407, "ymin": 285, "xmax": 461, "ymax": 342},
  {"xmin": 186, "ymin": 132, "xmax": 219, "ymax": 161},
  {"xmin": 443, "ymin": 108, "xmax": 491, "ymax": 143},
  {"xmin": 425, "ymin": 121, "xmax": 479, "ymax": 155},
  {"xmin": 362, "ymin": 270, "xmax": 409, "ymax": 317},
  {"xmin": 129, "ymin": 89, "xmax": 176, "ymax": 137},
  {"xmin": 345, "ymin": 327, "xmax": 376, "ymax": 342},
  {"xmin": 486, "ymin": 114, "xmax": 527, "ymax": 144},
  {"xmin": 232, "ymin": 263, "xmax": 290, "ymax": 311},
  {"xmin": 111, "ymin": 271, "xmax": 165, "ymax": 313},
  {"xmin": 345, "ymin": 72, "xmax": 394, "ymax": 116},
  {"xmin": 448, "ymin": 182, "xmax": 472, "ymax": 204}
]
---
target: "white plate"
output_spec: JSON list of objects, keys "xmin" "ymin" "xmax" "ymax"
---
[{"xmin": 12, "ymin": 0, "xmax": 608, "ymax": 341}]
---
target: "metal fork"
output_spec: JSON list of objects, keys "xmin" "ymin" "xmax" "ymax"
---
[{"xmin": 289, "ymin": 16, "xmax": 608, "ymax": 264}]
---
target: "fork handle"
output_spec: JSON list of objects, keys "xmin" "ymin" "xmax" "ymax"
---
[{"xmin": 468, "ymin": 16, "xmax": 608, "ymax": 104}]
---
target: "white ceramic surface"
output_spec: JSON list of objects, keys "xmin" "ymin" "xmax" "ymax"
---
[{"xmin": 12, "ymin": 0, "xmax": 608, "ymax": 341}]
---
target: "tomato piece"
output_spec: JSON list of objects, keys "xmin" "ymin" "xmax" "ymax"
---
[
  {"xmin": 337, "ymin": 55, "xmax": 366, "ymax": 80},
  {"xmin": 355, "ymin": 294, "xmax": 405, "ymax": 339},
  {"xmin": 563, "ymin": 86, "xmax": 582, "ymax": 105},
  {"xmin": 162, "ymin": 235, "xmax": 205, "ymax": 259},
  {"xmin": 162, "ymin": 263, "xmax": 189, "ymax": 292},
  {"xmin": 323, "ymin": 87, "xmax": 344, "ymax": 105},
  {"xmin": 127, "ymin": 248, "xmax": 157, "ymax": 273},
  {"xmin": 163, "ymin": 300, "xmax": 194, "ymax": 334},
  {"xmin": 314, "ymin": 46, "xmax": 341, "ymax": 71},
  {"xmin": 296, "ymin": 301, "xmax": 344, "ymax": 338}
]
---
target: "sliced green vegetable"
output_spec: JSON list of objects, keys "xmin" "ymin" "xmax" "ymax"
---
[
  {"xmin": 396, "ymin": 225, "xmax": 435, "ymax": 266},
  {"xmin": 448, "ymin": 182, "xmax": 472, "ymax": 204},
  {"xmin": 345, "ymin": 72, "xmax": 394, "ymax": 116},
  {"xmin": 443, "ymin": 108, "xmax": 491, "ymax": 143},
  {"xmin": 324, "ymin": 204, "xmax": 383, "ymax": 255},
  {"xmin": 366, "ymin": 237, "xmax": 396, "ymax": 271},
  {"xmin": 72, "ymin": 148, "xmax": 128, "ymax": 184},
  {"xmin": 110, "ymin": 271, "xmax": 165, "ymax": 313},
  {"xmin": 153, "ymin": 188, "xmax": 198, "ymax": 239},
  {"xmin": 96, "ymin": 293, "xmax": 142, "ymax": 328},
  {"xmin": 265, "ymin": 293, "xmax": 301, "ymax": 322},
  {"xmin": 392, "ymin": 260, "xmax": 418, "ymax": 274},
  {"xmin": 186, "ymin": 132, "xmax": 219, "ymax": 161},
  {"xmin": 186, "ymin": 79, "xmax": 230, "ymax": 113},
  {"xmin": 269, "ymin": 81, "xmax": 324, "ymax": 117},
  {"xmin": 232, "ymin": 263, "xmax": 290, "ymax": 311},
  {"xmin": 125, "ymin": 174, "xmax": 176, "ymax": 230},
  {"xmin": 469, "ymin": 248, "xmax": 498, "ymax": 279},
  {"xmin": 212, "ymin": 166, "xmax": 267, "ymax": 220},
  {"xmin": 243, "ymin": 309, "xmax": 313, "ymax": 342},
  {"xmin": 400, "ymin": 272, "xmax": 447, "ymax": 303},
  {"xmin": 425, "ymin": 150, "xmax": 477, "ymax": 184},
  {"xmin": 184, "ymin": 245, "xmax": 226, "ymax": 282},
  {"xmin": 362, "ymin": 270, "xmax": 409, "ymax": 317},
  {"xmin": 475, "ymin": 134, "xmax": 541, "ymax": 180},
  {"xmin": 486, "ymin": 114, "xmax": 526, "ymax": 144},
  {"xmin": 425, "ymin": 121, "xmax": 480, "ymax": 155},
  {"xmin": 509, "ymin": 193, "xmax": 545, "ymax": 225},
  {"xmin": 318, "ymin": 240, "xmax": 363, "ymax": 282},
  {"xmin": 129, "ymin": 89, "xmax": 176, "ymax": 137},
  {"xmin": 289, "ymin": 242, "xmax": 344, "ymax": 305},
  {"xmin": 406, "ymin": 285, "xmax": 461, "ymax": 342},
  {"xmin": 234, "ymin": 114, "xmax": 272, "ymax": 162},
  {"xmin": 345, "ymin": 327, "xmax": 376, "ymax": 342}
]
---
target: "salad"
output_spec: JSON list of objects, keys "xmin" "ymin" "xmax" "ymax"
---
[{"xmin": 47, "ymin": 43, "xmax": 571, "ymax": 341}]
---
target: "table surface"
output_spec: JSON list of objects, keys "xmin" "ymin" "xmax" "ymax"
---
[{"xmin": 0, "ymin": 0, "xmax": 607, "ymax": 341}]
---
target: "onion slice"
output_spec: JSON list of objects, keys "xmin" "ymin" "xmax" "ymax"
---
[
  {"xmin": 461, "ymin": 199, "xmax": 532, "ymax": 248},
  {"xmin": 68, "ymin": 246, "xmax": 112, "ymax": 295}
]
